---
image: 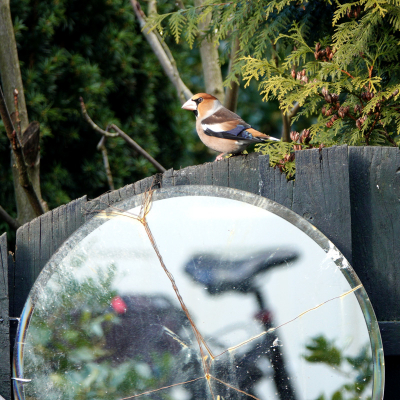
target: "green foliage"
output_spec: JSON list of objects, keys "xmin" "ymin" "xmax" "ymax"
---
[
  {"xmin": 304, "ymin": 335, "xmax": 373, "ymax": 400},
  {"xmin": 26, "ymin": 265, "xmax": 174, "ymax": 400},
  {"xmin": 145, "ymin": 0, "xmax": 400, "ymax": 176}
]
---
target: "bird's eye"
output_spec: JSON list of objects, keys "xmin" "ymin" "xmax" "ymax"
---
[{"xmin": 197, "ymin": 97, "xmax": 203, "ymax": 103}]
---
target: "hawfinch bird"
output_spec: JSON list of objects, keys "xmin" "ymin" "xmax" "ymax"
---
[{"xmin": 182, "ymin": 93, "xmax": 279, "ymax": 161}]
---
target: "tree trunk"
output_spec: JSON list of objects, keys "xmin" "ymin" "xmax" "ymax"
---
[
  {"xmin": 224, "ymin": 37, "xmax": 240, "ymax": 112},
  {"xmin": 195, "ymin": 0, "xmax": 225, "ymax": 104},
  {"xmin": 0, "ymin": 0, "xmax": 45, "ymax": 224}
]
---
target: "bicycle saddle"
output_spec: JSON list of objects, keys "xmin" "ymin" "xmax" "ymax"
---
[{"xmin": 185, "ymin": 249, "xmax": 299, "ymax": 295}]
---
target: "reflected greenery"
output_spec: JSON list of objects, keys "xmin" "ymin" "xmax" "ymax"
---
[
  {"xmin": 304, "ymin": 336, "xmax": 372, "ymax": 400},
  {"xmin": 24, "ymin": 265, "xmax": 175, "ymax": 400}
]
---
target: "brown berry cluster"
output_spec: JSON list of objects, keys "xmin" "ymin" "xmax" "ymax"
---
[
  {"xmin": 291, "ymin": 68, "xmax": 308, "ymax": 84},
  {"xmin": 347, "ymin": 6, "xmax": 361, "ymax": 19},
  {"xmin": 321, "ymin": 87, "xmax": 345, "ymax": 127},
  {"xmin": 355, "ymin": 116, "xmax": 367, "ymax": 130},
  {"xmin": 352, "ymin": 89, "xmax": 399, "ymax": 131},
  {"xmin": 290, "ymin": 129, "xmax": 311, "ymax": 150},
  {"xmin": 314, "ymin": 43, "xmax": 334, "ymax": 61},
  {"xmin": 276, "ymin": 129, "xmax": 324, "ymax": 174}
]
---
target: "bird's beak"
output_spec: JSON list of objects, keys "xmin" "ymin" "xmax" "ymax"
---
[{"xmin": 182, "ymin": 99, "xmax": 197, "ymax": 111}]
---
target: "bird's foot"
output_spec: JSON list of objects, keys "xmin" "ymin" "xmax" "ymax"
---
[{"xmin": 215, "ymin": 153, "xmax": 226, "ymax": 161}]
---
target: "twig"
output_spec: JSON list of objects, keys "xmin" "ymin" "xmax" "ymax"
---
[
  {"xmin": 340, "ymin": 69, "xmax": 355, "ymax": 79},
  {"xmin": 97, "ymin": 136, "xmax": 115, "ymax": 191},
  {"xmin": 365, "ymin": 114, "xmax": 380, "ymax": 145},
  {"xmin": 109, "ymin": 124, "xmax": 167, "ymax": 173},
  {"xmin": 0, "ymin": 86, "xmax": 45, "ymax": 216},
  {"xmin": 79, "ymin": 98, "xmax": 118, "ymax": 137},
  {"xmin": 0, "ymin": 205, "xmax": 20, "ymax": 231},
  {"xmin": 130, "ymin": 0, "xmax": 193, "ymax": 104},
  {"xmin": 80, "ymin": 97, "xmax": 167, "ymax": 173}
]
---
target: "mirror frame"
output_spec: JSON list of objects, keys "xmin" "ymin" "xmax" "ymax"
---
[{"xmin": 13, "ymin": 185, "xmax": 385, "ymax": 400}]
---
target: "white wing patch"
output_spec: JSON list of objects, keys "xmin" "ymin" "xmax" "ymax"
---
[{"xmin": 202, "ymin": 123, "xmax": 226, "ymax": 132}]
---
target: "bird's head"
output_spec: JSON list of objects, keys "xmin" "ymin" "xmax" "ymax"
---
[{"xmin": 181, "ymin": 93, "xmax": 219, "ymax": 118}]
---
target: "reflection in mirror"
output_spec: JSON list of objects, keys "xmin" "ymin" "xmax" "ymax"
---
[{"xmin": 13, "ymin": 187, "xmax": 384, "ymax": 400}]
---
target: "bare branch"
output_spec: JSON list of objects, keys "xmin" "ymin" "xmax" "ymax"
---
[
  {"xmin": 0, "ymin": 85, "xmax": 15, "ymax": 137},
  {"xmin": 0, "ymin": 87, "xmax": 45, "ymax": 216},
  {"xmin": 109, "ymin": 124, "xmax": 167, "ymax": 173},
  {"xmin": 224, "ymin": 37, "xmax": 240, "ymax": 112},
  {"xmin": 79, "ymin": 97, "xmax": 119, "ymax": 137},
  {"xmin": 0, "ymin": 205, "xmax": 20, "ymax": 231},
  {"xmin": 97, "ymin": 136, "xmax": 115, "ymax": 191},
  {"xmin": 80, "ymin": 97, "xmax": 167, "ymax": 173},
  {"xmin": 130, "ymin": 0, "xmax": 193, "ymax": 104},
  {"xmin": 272, "ymin": 44, "xmax": 290, "ymax": 142},
  {"xmin": 288, "ymin": 102, "xmax": 300, "ymax": 118},
  {"xmin": 195, "ymin": 0, "xmax": 225, "ymax": 103},
  {"xmin": 13, "ymin": 89, "xmax": 22, "ymax": 139},
  {"xmin": 147, "ymin": 0, "xmax": 157, "ymax": 15},
  {"xmin": 281, "ymin": 110, "xmax": 290, "ymax": 142}
]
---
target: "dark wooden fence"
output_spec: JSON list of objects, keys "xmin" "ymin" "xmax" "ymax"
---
[{"xmin": 1, "ymin": 145, "xmax": 399, "ymax": 399}]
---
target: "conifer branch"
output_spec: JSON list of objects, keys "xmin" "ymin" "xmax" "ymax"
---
[{"xmin": 381, "ymin": 127, "xmax": 398, "ymax": 147}]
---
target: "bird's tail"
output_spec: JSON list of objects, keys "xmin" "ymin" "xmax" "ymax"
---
[{"xmin": 247, "ymin": 128, "xmax": 280, "ymax": 142}]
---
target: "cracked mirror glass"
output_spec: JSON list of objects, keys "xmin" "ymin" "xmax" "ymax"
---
[{"xmin": 13, "ymin": 186, "xmax": 384, "ymax": 400}]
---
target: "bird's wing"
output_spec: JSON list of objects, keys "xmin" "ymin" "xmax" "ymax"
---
[{"xmin": 201, "ymin": 107, "xmax": 274, "ymax": 142}]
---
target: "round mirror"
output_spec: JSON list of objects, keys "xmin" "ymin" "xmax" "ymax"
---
[{"xmin": 13, "ymin": 186, "xmax": 384, "ymax": 400}]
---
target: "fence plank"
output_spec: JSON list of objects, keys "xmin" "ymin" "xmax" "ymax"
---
[
  {"xmin": 212, "ymin": 158, "xmax": 229, "ymax": 187},
  {"xmin": 194, "ymin": 162, "xmax": 213, "ymax": 185},
  {"xmin": 258, "ymin": 155, "xmax": 294, "ymax": 210},
  {"xmin": 228, "ymin": 153, "xmax": 259, "ymax": 194},
  {"xmin": 0, "ymin": 233, "xmax": 11, "ymax": 400},
  {"xmin": 292, "ymin": 146, "xmax": 352, "ymax": 263},
  {"xmin": 14, "ymin": 197, "xmax": 87, "ymax": 317},
  {"xmin": 349, "ymin": 146, "xmax": 400, "ymax": 321}
]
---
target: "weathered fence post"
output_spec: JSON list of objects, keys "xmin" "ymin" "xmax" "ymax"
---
[{"xmin": 0, "ymin": 233, "xmax": 11, "ymax": 400}]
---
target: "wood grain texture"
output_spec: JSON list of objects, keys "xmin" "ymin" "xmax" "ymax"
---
[
  {"xmin": 0, "ymin": 233, "xmax": 11, "ymax": 400},
  {"xmin": 258, "ymin": 155, "xmax": 294, "ymax": 210},
  {"xmin": 212, "ymin": 157, "xmax": 229, "ymax": 187},
  {"xmin": 349, "ymin": 146, "xmax": 400, "ymax": 321},
  {"xmin": 228, "ymin": 153, "xmax": 259, "ymax": 194},
  {"xmin": 292, "ymin": 146, "xmax": 352, "ymax": 263},
  {"xmin": 14, "ymin": 196, "xmax": 87, "ymax": 317}
]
